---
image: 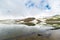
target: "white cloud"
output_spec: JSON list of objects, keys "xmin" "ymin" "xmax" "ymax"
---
[{"xmin": 0, "ymin": 0, "xmax": 60, "ymax": 19}]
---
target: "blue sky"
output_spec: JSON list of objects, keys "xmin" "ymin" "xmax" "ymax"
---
[{"xmin": 0, "ymin": 0, "xmax": 60, "ymax": 19}]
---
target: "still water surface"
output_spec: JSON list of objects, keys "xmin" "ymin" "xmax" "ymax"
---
[{"xmin": 0, "ymin": 24, "xmax": 54, "ymax": 40}]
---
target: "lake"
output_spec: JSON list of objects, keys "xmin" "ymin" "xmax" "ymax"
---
[{"xmin": 0, "ymin": 24, "xmax": 55, "ymax": 40}]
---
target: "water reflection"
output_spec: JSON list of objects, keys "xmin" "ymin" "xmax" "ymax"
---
[{"xmin": 0, "ymin": 23, "xmax": 54, "ymax": 40}]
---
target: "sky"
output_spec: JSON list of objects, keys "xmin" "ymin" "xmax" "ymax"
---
[{"xmin": 0, "ymin": 0, "xmax": 60, "ymax": 19}]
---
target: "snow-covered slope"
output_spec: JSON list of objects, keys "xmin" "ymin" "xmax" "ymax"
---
[{"xmin": 0, "ymin": 0, "xmax": 60, "ymax": 19}]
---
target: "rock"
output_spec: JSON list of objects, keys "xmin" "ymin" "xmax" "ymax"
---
[{"xmin": 21, "ymin": 17, "xmax": 35, "ymax": 22}]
